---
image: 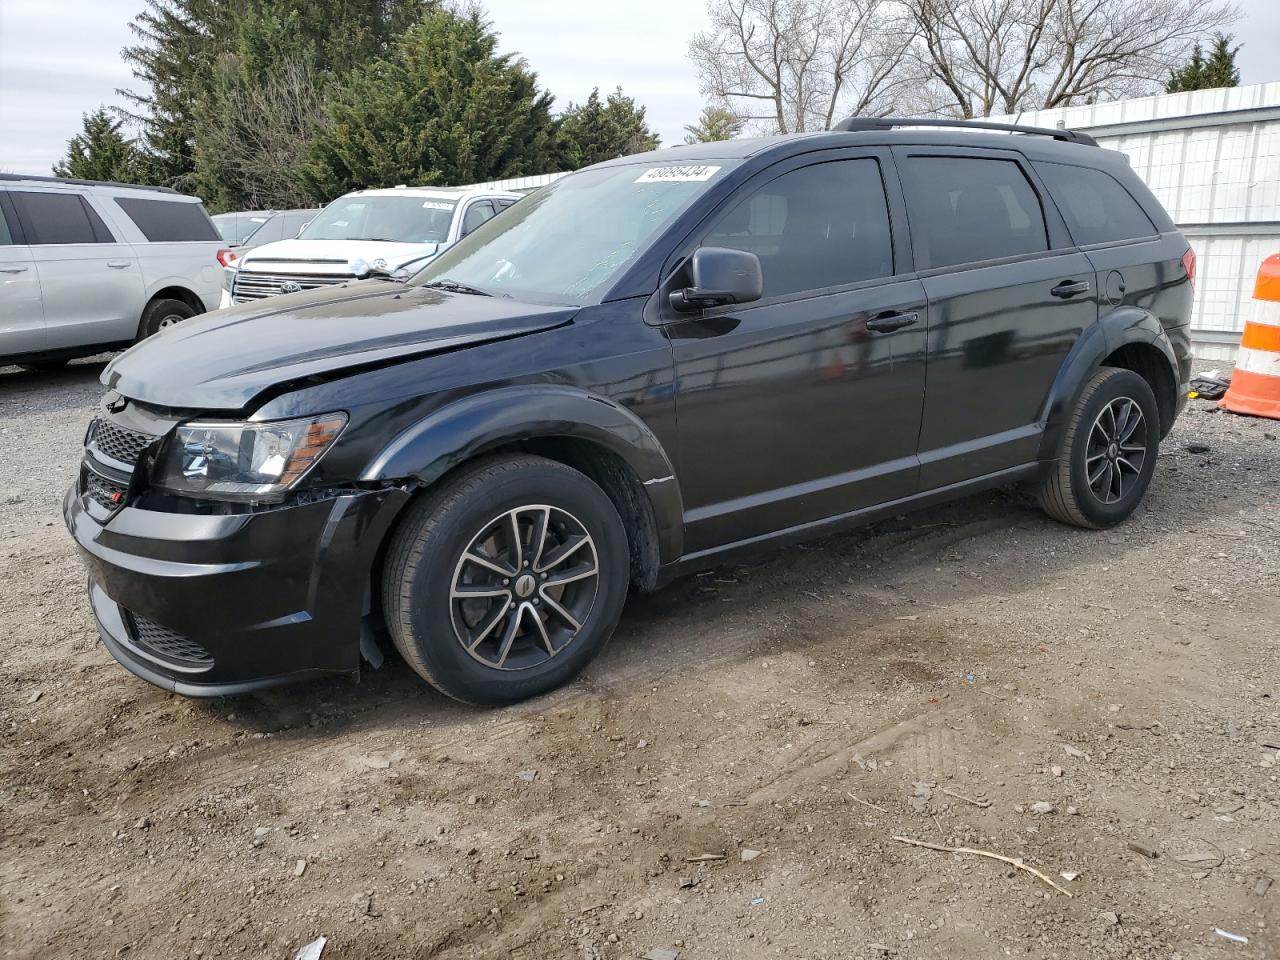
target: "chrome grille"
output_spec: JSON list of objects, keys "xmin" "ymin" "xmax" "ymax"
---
[
  {"xmin": 87, "ymin": 417, "xmax": 154, "ymax": 465},
  {"xmin": 128, "ymin": 613, "xmax": 213, "ymax": 667},
  {"xmin": 232, "ymin": 269, "xmax": 353, "ymax": 303}
]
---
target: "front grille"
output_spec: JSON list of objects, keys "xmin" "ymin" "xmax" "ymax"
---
[
  {"xmin": 128, "ymin": 613, "xmax": 213, "ymax": 667},
  {"xmin": 84, "ymin": 471, "xmax": 128, "ymax": 511},
  {"xmin": 88, "ymin": 417, "xmax": 155, "ymax": 465},
  {"xmin": 232, "ymin": 269, "xmax": 353, "ymax": 303}
]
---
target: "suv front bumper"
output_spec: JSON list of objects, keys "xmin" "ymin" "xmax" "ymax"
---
[{"xmin": 64, "ymin": 485, "xmax": 408, "ymax": 696}]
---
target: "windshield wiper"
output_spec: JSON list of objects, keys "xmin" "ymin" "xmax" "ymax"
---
[{"xmin": 424, "ymin": 278, "xmax": 493, "ymax": 297}]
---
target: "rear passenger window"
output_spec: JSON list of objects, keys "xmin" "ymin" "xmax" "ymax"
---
[
  {"xmin": 13, "ymin": 192, "xmax": 109, "ymax": 244},
  {"xmin": 704, "ymin": 159, "xmax": 893, "ymax": 299},
  {"xmin": 1034, "ymin": 161, "xmax": 1157, "ymax": 246},
  {"xmin": 0, "ymin": 204, "xmax": 13, "ymax": 245},
  {"xmin": 899, "ymin": 157, "xmax": 1048, "ymax": 269},
  {"xmin": 115, "ymin": 197, "xmax": 220, "ymax": 242}
]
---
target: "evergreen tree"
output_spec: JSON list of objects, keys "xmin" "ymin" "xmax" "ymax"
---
[
  {"xmin": 304, "ymin": 7, "xmax": 558, "ymax": 196},
  {"xmin": 556, "ymin": 86, "xmax": 660, "ymax": 168},
  {"xmin": 683, "ymin": 105, "xmax": 744, "ymax": 144},
  {"xmin": 53, "ymin": 108, "xmax": 146, "ymax": 182},
  {"xmin": 1167, "ymin": 33, "xmax": 1241, "ymax": 93},
  {"xmin": 121, "ymin": 0, "xmax": 422, "ymax": 191}
]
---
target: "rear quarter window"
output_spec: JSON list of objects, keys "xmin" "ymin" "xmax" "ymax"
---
[
  {"xmin": 115, "ymin": 197, "xmax": 220, "ymax": 242},
  {"xmin": 1033, "ymin": 161, "xmax": 1157, "ymax": 246}
]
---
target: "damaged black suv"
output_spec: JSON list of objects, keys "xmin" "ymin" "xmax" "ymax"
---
[{"xmin": 66, "ymin": 118, "xmax": 1193, "ymax": 704}]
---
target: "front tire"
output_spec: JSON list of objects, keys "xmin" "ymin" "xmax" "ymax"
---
[
  {"xmin": 1038, "ymin": 367, "xmax": 1160, "ymax": 529},
  {"xmin": 381, "ymin": 455, "xmax": 630, "ymax": 705}
]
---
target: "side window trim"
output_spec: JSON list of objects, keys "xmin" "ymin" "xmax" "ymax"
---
[
  {"xmin": 661, "ymin": 148, "xmax": 909, "ymax": 317},
  {"xmin": 890, "ymin": 145, "xmax": 1072, "ymax": 276}
]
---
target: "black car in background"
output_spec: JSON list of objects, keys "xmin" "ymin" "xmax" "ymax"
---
[{"xmin": 65, "ymin": 119, "xmax": 1194, "ymax": 704}]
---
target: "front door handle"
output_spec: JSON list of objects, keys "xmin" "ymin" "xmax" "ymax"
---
[
  {"xmin": 1051, "ymin": 280, "xmax": 1091, "ymax": 299},
  {"xmin": 107, "ymin": 261, "xmax": 132, "ymax": 269},
  {"xmin": 865, "ymin": 311, "xmax": 919, "ymax": 333},
  {"xmin": 0, "ymin": 266, "xmax": 28, "ymax": 274}
]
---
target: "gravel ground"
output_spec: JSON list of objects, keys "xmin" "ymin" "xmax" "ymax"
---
[{"xmin": 0, "ymin": 356, "xmax": 1277, "ymax": 960}]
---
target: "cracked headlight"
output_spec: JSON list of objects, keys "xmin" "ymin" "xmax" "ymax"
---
[{"xmin": 155, "ymin": 414, "xmax": 347, "ymax": 502}]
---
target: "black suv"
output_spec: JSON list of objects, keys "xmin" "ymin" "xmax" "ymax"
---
[{"xmin": 65, "ymin": 119, "xmax": 1193, "ymax": 704}]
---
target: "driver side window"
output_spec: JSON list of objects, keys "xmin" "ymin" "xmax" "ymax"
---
[{"xmin": 704, "ymin": 159, "xmax": 893, "ymax": 300}]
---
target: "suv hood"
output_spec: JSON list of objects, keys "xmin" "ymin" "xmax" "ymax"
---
[
  {"xmin": 238, "ymin": 238, "xmax": 442, "ymax": 273},
  {"xmin": 103, "ymin": 283, "xmax": 576, "ymax": 411}
]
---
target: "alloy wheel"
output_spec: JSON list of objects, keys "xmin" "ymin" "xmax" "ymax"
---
[
  {"xmin": 1085, "ymin": 396, "xmax": 1147, "ymax": 504},
  {"xmin": 449, "ymin": 505, "xmax": 600, "ymax": 671},
  {"xmin": 156, "ymin": 313, "xmax": 186, "ymax": 329}
]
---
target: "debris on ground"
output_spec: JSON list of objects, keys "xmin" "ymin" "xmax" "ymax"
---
[
  {"xmin": 1188, "ymin": 371, "xmax": 1231, "ymax": 401},
  {"xmin": 740, "ymin": 848, "xmax": 762, "ymax": 862},
  {"xmin": 1126, "ymin": 841, "xmax": 1159, "ymax": 859},
  {"xmin": 892, "ymin": 836, "xmax": 1073, "ymax": 897},
  {"xmin": 1213, "ymin": 928, "xmax": 1249, "ymax": 944},
  {"xmin": 292, "ymin": 936, "xmax": 326, "ymax": 960},
  {"xmin": 685, "ymin": 853, "xmax": 725, "ymax": 863},
  {"xmin": 642, "ymin": 948, "xmax": 680, "ymax": 960}
]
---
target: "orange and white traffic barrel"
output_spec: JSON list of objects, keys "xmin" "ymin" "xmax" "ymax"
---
[{"xmin": 1220, "ymin": 254, "xmax": 1280, "ymax": 419}]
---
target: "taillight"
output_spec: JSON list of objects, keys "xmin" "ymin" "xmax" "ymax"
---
[
  {"xmin": 216, "ymin": 248, "xmax": 238, "ymax": 268},
  {"xmin": 1181, "ymin": 246, "xmax": 1196, "ymax": 288}
]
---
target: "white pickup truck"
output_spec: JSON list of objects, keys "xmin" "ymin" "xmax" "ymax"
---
[{"xmin": 222, "ymin": 185, "xmax": 521, "ymax": 306}]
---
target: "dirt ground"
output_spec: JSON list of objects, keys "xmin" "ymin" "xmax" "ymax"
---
[{"xmin": 1, "ymin": 359, "xmax": 1277, "ymax": 960}]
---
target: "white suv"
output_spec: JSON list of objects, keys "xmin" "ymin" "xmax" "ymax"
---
[
  {"xmin": 223, "ymin": 185, "xmax": 520, "ymax": 306},
  {"xmin": 0, "ymin": 175, "xmax": 224, "ymax": 370}
]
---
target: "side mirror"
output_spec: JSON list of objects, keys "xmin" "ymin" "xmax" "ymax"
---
[
  {"xmin": 296, "ymin": 221, "xmax": 311, "ymax": 237},
  {"xmin": 670, "ymin": 247, "xmax": 763, "ymax": 313}
]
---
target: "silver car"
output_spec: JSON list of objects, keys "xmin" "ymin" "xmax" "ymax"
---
[{"xmin": 0, "ymin": 174, "xmax": 224, "ymax": 371}]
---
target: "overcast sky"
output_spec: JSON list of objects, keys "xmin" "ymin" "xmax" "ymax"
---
[{"xmin": 2, "ymin": 0, "xmax": 1279, "ymax": 179}]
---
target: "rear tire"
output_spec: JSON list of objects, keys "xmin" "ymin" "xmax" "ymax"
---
[
  {"xmin": 381, "ymin": 455, "xmax": 630, "ymax": 705},
  {"xmin": 1038, "ymin": 367, "xmax": 1159, "ymax": 529},
  {"xmin": 138, "ymin": 298, "xmax": 196, "ymax": 339}
]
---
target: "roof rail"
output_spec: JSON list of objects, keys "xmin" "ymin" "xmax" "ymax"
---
[
  {"xmin": 0, "ymin": 173, "xmax": 181, "ymax": 195},
  {"xmin": 831, "ymin": 116, "xmax": 1098, "ymax": 147}
]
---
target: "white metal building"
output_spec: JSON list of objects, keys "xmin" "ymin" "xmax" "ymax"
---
[{"xmin": 992, "ymin": 82, "xmax": 1280, "ymax": 362}]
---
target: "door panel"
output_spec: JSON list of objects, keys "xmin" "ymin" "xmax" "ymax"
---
[
  {"xmin": 672, "ymin": 279, "xmax": 928, "ymax": 552},
  {"xmin": 0, "ymin": 240, "xmax": 46, "ymax": 357},
  {"xmin": 893, "ymin": 147, "xmax": 1097, "ymax": 488},
  {"xmin": 11, "ymin": 190, "xmax": 145, "ymax": 349},
  {"xmin": 917, "ymin": 251, "xmax": 1097, "ymax": 486},
  {"xmin": 667, "ymin": 152, "xmax": 926, "ymax": 555}
]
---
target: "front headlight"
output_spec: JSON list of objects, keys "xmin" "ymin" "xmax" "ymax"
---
[{"xmin": 155, "ymin": 414, "xmax": 347, "ymax": 502}]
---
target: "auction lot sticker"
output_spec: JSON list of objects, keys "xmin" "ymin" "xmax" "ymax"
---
[{"xmin": 635, "ymin": 165, "xmax": 722, "ymax": 183}]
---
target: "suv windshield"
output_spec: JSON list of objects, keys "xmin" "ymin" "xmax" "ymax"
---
[
  {"xmin": 300, "ymin": 195, "xmax": 457, "ymax": 243},
  {"xmin": 410, "ymin": 161, "xmax": 739, "ymax": 304}
]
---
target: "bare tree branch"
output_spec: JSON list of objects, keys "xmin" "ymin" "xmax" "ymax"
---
[{"xmin": 689, "ymin": 0, "xmax": 916, "ymax": 134}]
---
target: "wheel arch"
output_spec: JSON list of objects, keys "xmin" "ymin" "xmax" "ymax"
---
[
  {"xmin": 145, "ymin": 285, "xmax": 207, "ymax": 316},
  {"xmin": 362, "ymin": 386, "xmax": 684, "ymax": 589},
  {"xmin": 1038, "ymin": 309, "xmax": 1179, "ymax": 461}
]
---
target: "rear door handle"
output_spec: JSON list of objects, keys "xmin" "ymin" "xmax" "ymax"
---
[
  {"xmin": 1051, "ymin": 280, "xmax": 1090, "ymax": 299},
  {"xmin": 107, "ymin": 261, "xmax": 132, "ymax": 269},
  {"xmin": 0, "ymin": 266, "xmax": 28, "ymax": 274},
  {"xmin": 865, "ymin": 311, "xmax": 919, "ymax": 333}
]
